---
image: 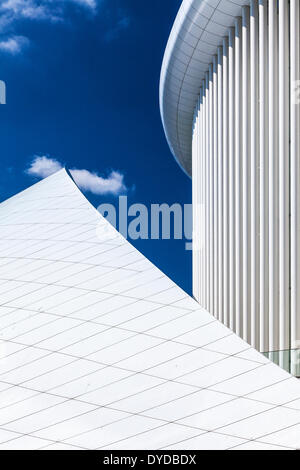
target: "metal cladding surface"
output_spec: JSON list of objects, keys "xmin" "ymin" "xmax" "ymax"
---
[
  {"xmin": 160, "ymin": 0, "xmax": 249, "ymax": 176},
  {"xmin": 0, "ymin": 170, "xmax": 300, "ymax": 450}
]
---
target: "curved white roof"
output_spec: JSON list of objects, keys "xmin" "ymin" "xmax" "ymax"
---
[
  {"xmin": 160, "ymin": 0, "xmax": 249, "ymax": 176},
  {"xmin": 0, "ymin": 169, "xmax": 300, "ymax": 449}
]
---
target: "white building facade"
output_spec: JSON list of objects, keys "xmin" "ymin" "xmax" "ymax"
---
[{"xmin": 160, "ymin": 0, "xmax": 300, "ymax": 376}]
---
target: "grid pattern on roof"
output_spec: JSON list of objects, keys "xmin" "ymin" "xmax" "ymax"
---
[{"xmin": 0, "ymin": 169, "xmax": 300, "ymax": 450}]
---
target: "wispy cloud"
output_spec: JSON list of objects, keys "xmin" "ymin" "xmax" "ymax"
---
[
  {"xmin": 70, "ymin": 0, "xmax": 98, "ymax": 10},
  {"xmin": 70, "ymin": 168, "xmax": 126, "ymax": 195},
  {"xmin": 105, "ymin": 15, "xmax": 130, "ymax": 42},
  {"xmin": 26, "ymin": 155, "xmax": 63, "ymax": 178},
  {"xmin": 0, "ymin": 35, "xmax": 29, "ymax": 54},
  {"xmin": 0, "ymin": 0, "xmax": 98, "ymax": 23},
  {"xmin": 0, "ymin": 0, "xmax": 101, "ymax": 54},
  {"xmin": 0, "ymin": 0, "xmax": 131, "ymax": 55},
  {"xmin": 26, "ymin": 155, "xmax": 127, "ymax": 196},
  {"xmin": 0, "ymin": 1, "xmax": 63, "ymax": 24}
]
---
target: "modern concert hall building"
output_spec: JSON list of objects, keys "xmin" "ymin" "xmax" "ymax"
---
[
  {"xmin": 160, "ymin": 0, "xmax": 300, "ymax": 376},
  {"xmin": 0, "ymin": 0, "xmax": 299, "ymax": 450}
]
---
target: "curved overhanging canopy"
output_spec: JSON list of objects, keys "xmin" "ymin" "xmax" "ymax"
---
[{"xmin": 160, "ymin": 0, "xmax": 249, "ymax": 177}]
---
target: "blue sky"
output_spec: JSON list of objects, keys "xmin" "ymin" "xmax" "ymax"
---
[{"xmin": 0, "ymin": 0, "xmax": 193, "ymax": 294}]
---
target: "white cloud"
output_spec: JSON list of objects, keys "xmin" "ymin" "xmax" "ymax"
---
[
  {"xmin": 0, "ymin": 0, "xmax": 103, "ymax": 56},
  {"xmin": 70, "ymin": 168, "xmax": 126, "ymax": 195},
  {"xmin": 0, "ymin": 34, "xmax": 29, "ymax": 54},
  {"xmin": 1, "ymin": 0, "xmax": 98, "ymax": 20},
  {"xmin": 0, "ymin": 0, "xmax": 62, "ymax": 23},
  {"xmin": 0, "ymin": 0, "xmax": 100, "ymax": 46},
  {"xmin": 0, "ymin": 0, "xmax": 130, "ymax": 54},
  {"xmin": 26, "ymin": 155, "xmax": 127, "ymax": 196},
  {"xmin": 26, "ymin": 156, "xmax": 63, "ymax": 178},
  {"xmin": 70, "ymin": 0, "xmax": 97, "ymax": 10}
]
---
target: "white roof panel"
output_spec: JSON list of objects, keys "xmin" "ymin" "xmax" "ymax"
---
[{"xmin": 0, "ymin": 169, "xmax": 299, "ymax": 449}]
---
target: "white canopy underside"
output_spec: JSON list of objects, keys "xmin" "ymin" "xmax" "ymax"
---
[{"xmin": 160, "ymin": 0, "xmax": 250, "ymax": 176}]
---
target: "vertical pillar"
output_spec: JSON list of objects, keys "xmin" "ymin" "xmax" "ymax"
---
[
  {"xmin": 213, "ymin": 56, "xmax": 219, "ymax": 319},
  {"xmin": 242, "ymin": 6, "xmax": 251, "ymax": 344},
  {"xmin": 235, "ymin": 17, "xmax": 243, "ymax": 337},
  {"xmin": 218, "ymin": 46, "xmax": 224, "ymax": 323},
  {"xmin": 228, "ymin": 27, "xmax": 236, "ymax": 332},
  {"xmin": 250, "ymin": 0, "xmax": 260, "ymax": 349},
  {"xmin": 259, "ymin": 0, "xmax": 269, "ymax": 352},
  {"xmin": 195, "ymin": 96, "xmax": 201, "ymax": 304},
  {"xmin": 202, "ymin": 79, "xmax": 207, "ymax": 309},
  {"xmin": 290, "ymin": 0, "xmax": 300, "ymax": 373},
  {"xmin": 278, "ymin": 0, "xmax": 290, "ymax": 365},
  {"xmin": 199, "ymin": 93, "xmax": 204, "ymax": 306},
  {"xmin": 268, "ymin": 0, "xmax": 280, "ymax": 355},
  {"xmin": 192, "ymin": 101, "xmax": 197, "ymax": 299},
  {"xmin": 205, "ymin": 72, "xmax": 210, "ymax": 311},
  {"xmin": 223, "ymin": 37, "xmax": 229, "ymax": 327},
  {"xmin": 209, "ymin": 64, "xmax": 214, "ymax": 315}
]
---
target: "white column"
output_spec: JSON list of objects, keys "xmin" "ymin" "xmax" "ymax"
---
[
  {"xmin": 223, "ymin": 37, "xmax": 229, "ymax": 327},
  {"xmin": 205, "ymin": 72, "xmax": 210, "ymax": 311},
  {"xmin": 268, "ymin": 0, "xmax": 279, "ymax": 353},
  {"xmin": 217, "ymin": 46, "xmax": 224, "ymax": 323},
  {"xmin": 278, "ymin": 0, "xmax": 290, "ymax": 361},
  {"xmin": 259, "ymin": 0, "xmax": 269, "ymax": 353},
  {"xmin": 200, "ymin": 93, "xmax": 205, "ymax": 307},
  {"xmin": 192, "ymin": 100, "xmax": 199, "ymax": 301},
  {"xmin": 202, "ymin": 78, "xmax": 207, "ymax": 309},
  {"xmin": 213, "ymin": 55, "xmax": 219, "ymax": 319},
  {"xmin": 250, "ymin": 0, "xmax": 259, "ymax": 349},
  {"xmin": 290, "ymin": 0, "xmax": 300, "ymax": 359},
  {"xmin": 228, "ymin": 27, "xmax": 236, "ymax": 332},
  {"xmin": 199, "ymin": 93, "xmax": 204, "ymax": 306},
  {"xmin": 235, "ymin": 17, "xmax": 243, "ymax": 337},
  {"xmin": 242, "ymin": 6, "xmax": 251, "ymax": 344},
  {"xmin": 209, "ymin": 64, "xmax": 214, "ymax": 315},
  {"xmin": 195, "ymin": 96, "xmax": 201, "ymax": 304}
]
